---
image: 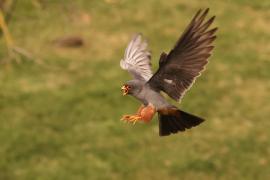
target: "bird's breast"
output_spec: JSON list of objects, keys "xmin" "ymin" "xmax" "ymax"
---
[{"xmin": 131, "ymin": 85, "xmax": 171, "ymax": 109}]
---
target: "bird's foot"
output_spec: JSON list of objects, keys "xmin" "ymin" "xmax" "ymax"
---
[{"xmin": 121, "ymin": 114, "xmax": 142, "ymax": 124}]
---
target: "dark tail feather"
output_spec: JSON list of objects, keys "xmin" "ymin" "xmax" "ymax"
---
[{"xmin": 158, "ymin": 110, "xmax": 204, "ymax": 136}]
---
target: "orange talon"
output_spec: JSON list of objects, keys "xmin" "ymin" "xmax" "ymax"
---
[
  {"xmin": 121, "ymin": 104, "xmax": 156, "ymax": 124},
  {"xmin": 121, "ymin": 115, "xmax": 130, "ymax": 121},
  {"xmin": 121, "ymin": 114, "xmax": 142, "ymax": 124}
]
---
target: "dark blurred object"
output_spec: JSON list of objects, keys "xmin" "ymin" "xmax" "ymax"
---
[{"xmin": 53, "ymin": 36, "xmax": 84, "ymax": 48}]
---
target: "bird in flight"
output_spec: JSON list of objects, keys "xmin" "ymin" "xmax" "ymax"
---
[{"xmin": 120, "ymin": 8, "xmax": 217, "ymax": 136}]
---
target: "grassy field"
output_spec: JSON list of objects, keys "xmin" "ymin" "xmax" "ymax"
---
[{"xmin": 0, "ymin": 0, "xmax": 270, "ymax": 179}]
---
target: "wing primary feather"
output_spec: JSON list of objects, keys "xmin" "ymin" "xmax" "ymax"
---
[
  {"xmin": 196, "ymin": 16, "xmax": 216, "ymax": 34},
  {"xmin": 147, "ymin": 8, "xmax": 217, "ymax": 101},
  {"xmin": 120, "ymin": 33, "xmax": 153, "ymax": 81}
]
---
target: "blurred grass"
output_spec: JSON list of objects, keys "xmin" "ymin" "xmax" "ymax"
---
[{"xmin": 0, "ymin": 0, "xmax": 270, "ymax": 179}]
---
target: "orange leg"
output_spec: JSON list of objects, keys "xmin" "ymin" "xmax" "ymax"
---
[
  {"xmin": 121, "ymin": 104, "xmax": 156, "ymax": 124},
  {"xmin": 136, "ymin": 105, "xmax": 145, "ymax": 115}
]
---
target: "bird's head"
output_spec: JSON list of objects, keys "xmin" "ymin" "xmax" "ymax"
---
[
  {"xmin": 121, "ymin": 80, "xmax": 144, "ymax": 96},
  {"xmin": 121, "ymin": 84, "xmax": 131, "ymax": 96}
]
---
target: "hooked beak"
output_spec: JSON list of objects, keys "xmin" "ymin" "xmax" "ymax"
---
[{"xmin": 121, "ymin": 85, "xmax": 128, "ymax": 96}]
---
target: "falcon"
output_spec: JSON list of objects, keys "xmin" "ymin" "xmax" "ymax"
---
[{"xmin": 120, "ymin": 8, "xmax": 217, "ymax": 136}]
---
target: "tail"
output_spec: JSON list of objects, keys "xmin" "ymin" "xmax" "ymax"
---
[{"xmin": 158, "ymin": 109, "xmax": 204, "ymax": 136}]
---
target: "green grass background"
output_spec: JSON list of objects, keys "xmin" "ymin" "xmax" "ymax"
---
[{"xmin": 0, "ymin": 0, "xmax": 270, "ymax": 179}]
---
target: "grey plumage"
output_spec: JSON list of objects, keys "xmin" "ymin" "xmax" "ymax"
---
[
  {"xmin": 125, "ymin": 80, "xmax": 171, "ymax": 109},
  {"xmin": 120, "ymin": 8, "xmax": 217, "ymax": 136}
]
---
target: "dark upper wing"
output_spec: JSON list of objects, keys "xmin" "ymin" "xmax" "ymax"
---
[{"xmin": 148, "ymin": 8, "xmax": 217, "ymax": 101}]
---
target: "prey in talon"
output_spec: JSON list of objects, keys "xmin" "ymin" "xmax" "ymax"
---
[{"xmin": 119, "ymin": 8, "xmax": 217, "ymax": 136}]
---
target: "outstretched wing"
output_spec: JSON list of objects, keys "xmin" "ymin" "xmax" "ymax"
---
[
  {"xmin": 120, "ymin": 34, "xmax": 152, "ymax": 81},
  {"xmin": 148, "ymin": 8, "xmax": 217, "ymax": 101}
]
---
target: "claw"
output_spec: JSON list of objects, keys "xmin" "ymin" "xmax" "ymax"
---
[
  {"xmin": 121, "ymin": 115, "xmax": 130, "ymax": 121},
  {"xmin": 121, "ymin": 104, "xmax": 156, "ymax": 124},
  {"xmin": 121, "ymin": 114, "xmax": 142, "ymax": 124},
  {"xmin": 131, "ymin": 116, "xmax": 141, "ymax": 125}
]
